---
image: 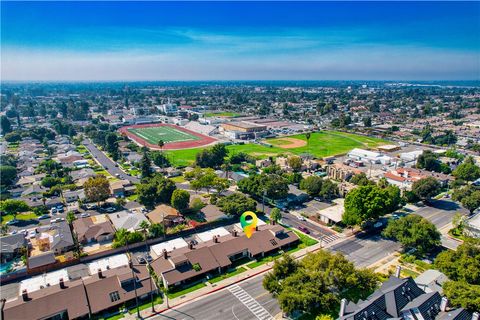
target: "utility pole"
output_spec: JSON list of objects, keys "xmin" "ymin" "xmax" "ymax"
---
[{"xmin": 126, "ymin": 240, "xmax": 140, "ymax": 319}]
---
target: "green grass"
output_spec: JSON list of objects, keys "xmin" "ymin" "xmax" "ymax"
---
[
  {"xmin": 293, "ymin": 230, "xmax": 319, "ymax": 247},
  {"xmin": 126, "ymin": 194, "xmax": 138, "ymax": 201},
  {"xmin": 204, "ymin": 112, "xmax": 241, "ymax": 118},
  {"xmin": 128, "ymin": 126, "xmax": 200, "ymax": 145},
  {"xmin": 208, "ymin": 267, "xmax": 247, "ymax": 284},
  {"xmin": 170, "ymin": 175, "xmax": 186, "ymax": 183},
  {"xmin": 167, "ymin": 282, "xmax": 206, "ymax": 299},
  {"xmin": 247, "ymin": 251, "xmax": 283, "ymax": 269},
  {"xmin": 128, "ymin": 295, "xmax": 163, "ymax": 314},
  {"xmin": 1, "ymin": 212, "xmax": 39, "ymax": 224},
  {"xmin": 99, "ymin": 313, "xmax": 125, "ymax": 320},
  {"xmin": 164, "ymin": 131, "xmax": 389, "ymax": 166}
]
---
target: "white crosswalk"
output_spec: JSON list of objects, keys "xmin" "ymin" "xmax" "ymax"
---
[
  {"xmin": 322, "ymin": 234, "xmax": 340, "ymax": 244},
  {"xmin": 228, "ymin": 285, "xmax": 273, "ymax": 320}
]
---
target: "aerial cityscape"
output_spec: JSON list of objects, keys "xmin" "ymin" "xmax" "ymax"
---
[{"xmin": 0, "ymin": 1, "xmax": 479, "ymax": 320}]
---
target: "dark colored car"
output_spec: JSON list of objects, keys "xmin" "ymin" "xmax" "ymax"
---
[{"xmin": 298, "ymin": 226, "xmax": 310, "ymax": 234}]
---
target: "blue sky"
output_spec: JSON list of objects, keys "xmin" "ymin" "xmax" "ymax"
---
[{"xmin": 1, "ymin": 1, "xmax": 479, "ymax": 81}]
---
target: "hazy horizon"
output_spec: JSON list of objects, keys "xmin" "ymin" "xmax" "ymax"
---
[{"xmin": 2, "ymin": 1, "xmax": 479, "ymax": 81}]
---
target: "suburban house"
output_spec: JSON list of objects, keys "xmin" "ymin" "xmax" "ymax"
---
[
  {"xmin": 64, "ymin": 189, "xmax": 86, "ymax": 203},
  {"xmin": 30, "ymin": 222, "xmax": 75, "ymax": 256},
  {"xmin": 27, "ymin": 251, "xmax": 57, "ymax": 270},
  {"xmin": 0, "ymin": 233, "xmax": 27, "ymax": 263},
  {"xmin": 339, "ymin": 268, "xmax": 472, "ymax": 320},
  {"xmin": 73, "ymin": 215, "xmax": 115, "ymax": 244},
  {"xmin": 414, "ymin": 269, "xmax": 449, "ymax": 294},
  {"xmin": 147, "ymin": 204, "xmax": 185, "ymax": 227},
  {"xmin": 2, "ymin": 264, "xmax": 156, "ymax": 320},
  {"xmin": 110, "ymin": 179, "xmax": 135, "ymax": 198},
  {"xmin": 108, "ymin": 210, "xmax": 150, "ymax": 232},
  {"xmin": 463, "ymin": 212, "xmax": 480, "ymax": 238},
  {"xmin": 150, "ymin": 224, "xmax": 299, "ymax": 289}
]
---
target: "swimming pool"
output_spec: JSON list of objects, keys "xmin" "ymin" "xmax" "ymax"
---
[{"xmin": 0, "ymin": 261, "xmax": 14, "ymax": 275}]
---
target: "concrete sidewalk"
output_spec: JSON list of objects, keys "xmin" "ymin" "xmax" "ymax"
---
[{"xmin": 123, "ymin": 233, "xmax": 343, "ymax": 319}]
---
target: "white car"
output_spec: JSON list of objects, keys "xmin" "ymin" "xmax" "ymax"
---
[
  {"xmin": 28, "ymin": 230, "xmax": 37, "ymax": 238},
  {"xmin": 297, "ymin": 215, "xmax": 306, "ymax": 221},
  {"xmin": 80, "ymin": 213, "xmax": 90, "ymax": 218}
]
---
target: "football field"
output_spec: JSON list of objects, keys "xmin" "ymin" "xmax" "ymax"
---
[{"xmin": 127, "ymin": 126, "xmax": 200, "ymax": 145}]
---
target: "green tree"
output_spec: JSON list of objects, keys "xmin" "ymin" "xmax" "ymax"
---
[
  {"xmin": 83, "ymin": 175, "xmax": 110, "ymax": 205},
  {"xmin": 343, "ymin": 185, "xmax": 392, "ymax": 227},
  {"xmin": 416, "ymin": 150, "xmax": 441, "ymax": 172},
  {"xmin": 300, "ymin": 176, "xmax": 323, "ymax": 197},
  {"xmin": 0, "ymin": 116, "xmax": 12, "ymax": 134},
  {"xmin": 435, "ymin": 239, "xmax": 480, "ymax": 311},
  {"xmin": 238, "ymin": 173, "xmax": 289, "ymax": 200},
  {"xmin": 318, "ymin": 179, "xmax": 339, "ymax": 200},
  {"xmin": 411, "ymin": 177, "xmax": 441, "ymax": 202},
  {"xmin": 105, "ymin": 133, "xmax": 120, "ymax": 161},
  {"xmin": 148, "ymin": 223, "xmax": 164, "ymax": 238},
  {"xmin": 0, "ymin": 166, "xmax": 17, "ymax": 186},
  {"xmin": 4, "ymin": 132, "xmax": 21, "ymax": 143},
  {"xmin": 270, "ymin": 208, "xmax": 282, "ymax": 223},
  {"xmin": 263, "ymin": 251, "xmax": 378, "ymax": 316},
  {"xmin": 349, "ymin": 172, "xmax": 373, "ymax": 186},
  {"xmin": 137, "ymin": 174, "xmax": 176, "ymax": 208},
  {"xmin": 171, "ymin": 189, "xmax": 190, "ymax": 212},
  {"xmin": 217, "ymin": 193, "xmax": 256, "ymax": 216},
  {"xmin": 41, "ymin": 176, "xmax": 62, "ymax": 188},
  {"xmin": 0, "ymin": 199, "xmax": 30, "ymax": 219},
  {"xmin": 139, "ymin": 220, "xmax": 150, "ymax": 240},
  {"xmin": 461, "ymin": 191, "xmax": 480, "ymax": 214},
  {"xmin": 453, "ymin": 156, "xmax": 480, "ymax": 181},
  {"xmin": 140, "ymin": 150, "xmax": 153, "ymax": 178},
  {"xmin": 66, "ymin": 211, "xmax": 76, "ymax": 225},
  {"xmin": 382, "ymin": 214, "xmax": 440, "ymax": 256},
  {"xmin": 363, "ymin": 117, "xmax": 372, "ymax": 127},
  {"xmin": 287, "ymin": 156, "xmax": 302, "ymax": 172}
]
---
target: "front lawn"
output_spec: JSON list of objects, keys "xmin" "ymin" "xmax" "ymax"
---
[
  {"xmin": 1, "ymin": 212, "xmax": 39, "ymax": 224},
  {"xmin": 208, "ymin": 267, "xmax": 247, "ymax": 284},
  {"xmin": 128, "ymin": 294, "xmax": 163, "ymax": 314},
  {"xmin": 166, "ymin": 282, "xmax": 206, "ymax": 299}
]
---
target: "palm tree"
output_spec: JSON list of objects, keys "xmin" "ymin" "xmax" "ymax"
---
[
  {"xmin": 158, "ymin": 140, "xmax": 165, "ymax": 171},
  {"xmin": 139, "ymin": 220, "xmax": 150, "ymax": 242},
  {"xmin": 221, "ymin": 160, "xmax": 232, "ymax": 180}
]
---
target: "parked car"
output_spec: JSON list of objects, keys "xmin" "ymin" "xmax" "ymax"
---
[
  {"xmin": 56, "ymin": 205, "xmax": 64, "ymax": 213},
  {"xmin": 50, "ymin": 208, "xmax": 57, "ymax": 214},
  {"xmin": 105, "ymin": 207, "xmax": 116, "ymax": 213},
  {"xmin": 137, "ymin": 256, "xmax": 146, "ymax": 264},
  {"xmin": 6, "ymin": 219, "xmax": 19, "ymax": 226},
  {"xmin": 38, "ymin": 214, "xmax": 51, "ymax": 220},
  {"xmin": 80, "ymin": 213, "xmax": 90, "ymax": 218},
  {"xmin": 28, "ymin": 230, "xmax": 37, "ymax": 238},
  {"xmin": 297, "ymin": 215, "xmax": 306, "ymax": 221},
  {"xmin": 145, "ymin": 254, "xmax": 153, "ymax": 263},
  {"xmin": 298, "ymin": 226, "xmax": 310, "ymax": 234}
]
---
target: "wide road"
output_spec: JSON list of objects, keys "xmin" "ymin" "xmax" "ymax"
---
[
  {"xmin": 329, "ymin": 233, "xmax": 401, "ymax": 267},
  {"xmin": 82, "ymin": 139, "xmax": 140, "ymax": 183},
  {"xmin": 152, "ymin": 274, "xmax": 280, "ymax": 320},
  {"xmin": 281, "ymin": 212, "xmax": 340, "ymax": 245},
  {"xmin": 413, "ymin": 199, "xmax": 467, "ymax": 229}
]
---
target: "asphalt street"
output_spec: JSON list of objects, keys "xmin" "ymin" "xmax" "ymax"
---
[
  {"xmin": 152, "ymin": 274, "xmax": 279, "ymax": 320},
  {"xmin": 329, "ymin": 233, "xmax": 401, "ymax": 267},
  {"xmin": 413, "ymin": 199, "xmax": 467, "ymax": 229},
  {"xmin": 82, "ymin": 139, "xmax": 140, "ymax": 183},
  {"xmin": 281, "ymin": 212, "xmax": 340, "ymax": 245}
]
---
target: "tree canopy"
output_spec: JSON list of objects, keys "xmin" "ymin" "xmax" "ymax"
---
[
  {"xmin": 217, "ymin": 192, "xmax": 256, "ymax": 216},
  {"xmin": 263, "ymin": 251, "xmax": 378, "ymax": 316},
  {"xmin": 171, "ymin": 189, "xmax": 190, "ymax": 212},
  {"xmin": 435, "ymin": 239, "xmax": 480, "ymax": 311},
  {"xmin": 137, "ymin": 174, "xmax": 176, "ymax": 208},
  {"xmin": 84, "ymin": 175, "xmax": 111, "ymax": 204},
  {"xmin": 238, "ymin": 173, "xmax": 289, "ymax": 200},
  {"xmin": 343, "ymin": 184, "xmax": 400, "ymax": 227},
  {"xmin": 453, "ymin": 156, "xmax": 480, "ymax": 182},
  {"xmin": 382, "ymin": 214, "xmax": 441, "ymax": 256},
  {"xmin": 411, "ymin": 177, "xmax": 441, "ymax": 202},
  {"xmin": 195, "ymin": 144, "xmax": 228, "ymax": 168}
]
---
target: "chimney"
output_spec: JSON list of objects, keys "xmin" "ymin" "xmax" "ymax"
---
[
  {"xmin": 189, "ymin": 241, "xmax": 194, "ymax": 250},
  {"xmin": 472, "ymin": 312, "xmax": 479, "ymax": 320},
  {"xmin": 213, "ymin": 235, "xmax": 218, "ymax": 243},
  {"xmin": 232, "ymin": 230, "xmax": 238, "ymax": 237},
  {"xmin": 440, "ymin": 297, "xmax": 448, "ymax": 312},
  {"xmin": 339, "ymin": 298, "xmax": 347, "ymax": 317},
  {"xmin": 271, "ymin": 219, "xmax": 276, "ymax": 225},
  {"xmin": 97, "ymin": 268, "xmax": 103, "ymax": 278},
  {"xmin": 22, "ymin": 290, "xmax": 28, "ymax": 302},
  {"xmin": 255, "ymin": 226, "xmax": 258, "ymax": 231},
  {"xmin": 395, "ymin": 265, "xmax": 402, "ymax": 278},
  {"xmin": 163, "ymin": 249, "xmax": 168, "ymax": 259},
  {"xmin": 59, "ymin": 278, "xmax": 66, "ymax": 289}
]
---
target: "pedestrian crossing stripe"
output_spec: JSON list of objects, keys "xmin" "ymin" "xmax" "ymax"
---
[{"xmin": 228, "ymin": 285, "xmax": 273, "ymax": 320}]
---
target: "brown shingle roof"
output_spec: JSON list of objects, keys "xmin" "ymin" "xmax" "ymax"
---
[
  {"xmin": 147, "ymin": 204, "xmax": 182, "ymax": 224},
  {"xmin": 73, "ymin": 217, "xmax": 115, "ymax": 243},
  {"xmin": 3, "ymin": 279, "xmax": 90, "ymax": 320}
]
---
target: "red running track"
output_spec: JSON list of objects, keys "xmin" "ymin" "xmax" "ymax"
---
[{"xmin": 118, "ymin": 123, "xmax": 217, "ymax": 150}]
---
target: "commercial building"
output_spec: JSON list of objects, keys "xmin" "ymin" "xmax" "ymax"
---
[
  {"xmin": 384, "ymin": 167, "xmax": 453, "ymax": 190},
  {"xmin": 348, "ymin": 148, "xmax": 391, "ymax": 165},
  {"xmin": 221, "ymin": 121, "xmax": 267, "ymax": 139}
]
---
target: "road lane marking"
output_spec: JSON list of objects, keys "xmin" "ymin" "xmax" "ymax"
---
[{"xmin": 228, "ymin": 285, "xmax": 273, "ymax": 320}]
